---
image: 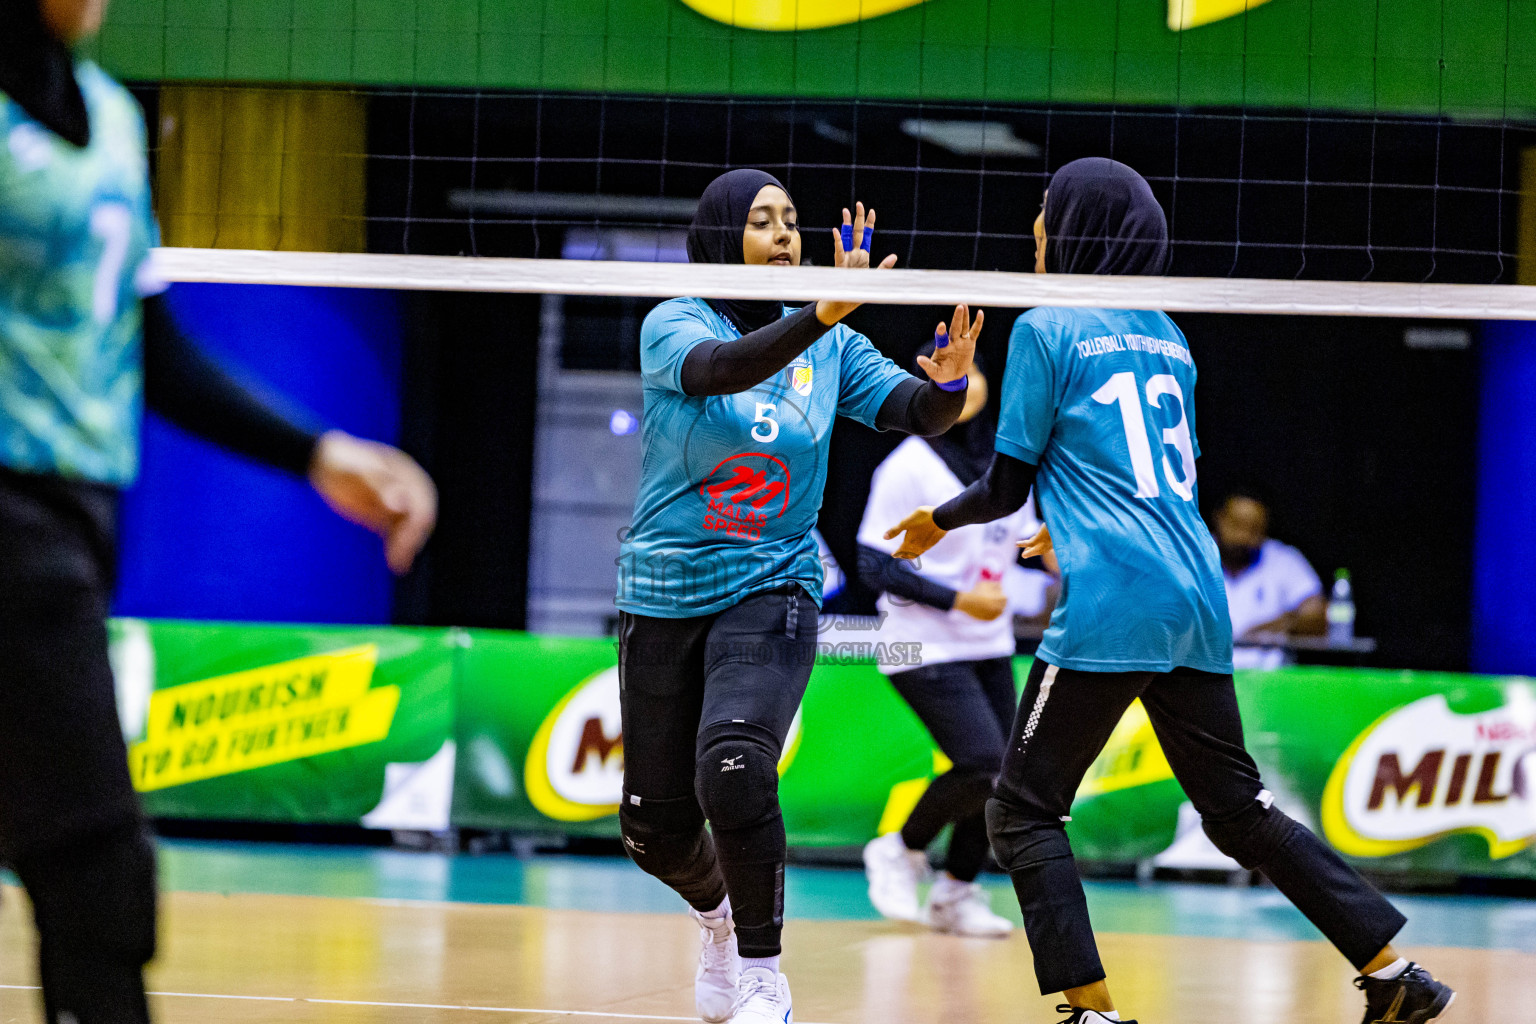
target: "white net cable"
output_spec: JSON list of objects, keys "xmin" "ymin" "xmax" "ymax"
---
[{"xmin": 154, "ymin": 248, "xmax": 1536, "ymax": 321}]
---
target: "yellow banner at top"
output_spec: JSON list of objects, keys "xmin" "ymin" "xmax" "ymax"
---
[
  {"xmin": 679, "ymin": 0, "xmax": 1270, "ymax": 32},
  {"xmin": 1168, "ymin": 0, "xmax": 1272, "ymax": 31},
  {"xmin": 678, "ymin": 0, "xmax": 926, "ymax": 31}
]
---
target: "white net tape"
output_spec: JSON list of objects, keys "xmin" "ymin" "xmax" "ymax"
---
[{"xmin": 153, "ymin": 248, "xmax": 1536, "ymax": 321}]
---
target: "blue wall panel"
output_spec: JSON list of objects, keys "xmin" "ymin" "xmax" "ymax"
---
[
  {"xmin": 115, "ymin": 284, "xmax": 405, "ymax": 624},
  {"xmin": 1472, "ymin": 321, "xmax": 1536, "ymax": 674}
]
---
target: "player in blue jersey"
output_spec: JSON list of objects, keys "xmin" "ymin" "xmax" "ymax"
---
[
  {"xmin": 886, "ymin": 158, "xmax": 1455, "ymax": 1024},
  {"xmin": 0, "ymin": 3, "xmax": 437, "ymax": 1022},
  {"xmin": 615, "ymin": 168, "xmax": 981, "ymax": 1024}
]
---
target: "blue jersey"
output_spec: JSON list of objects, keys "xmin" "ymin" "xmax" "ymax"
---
[
  {"xmin": 618, "ymin": 298, "xmax": 908, "ymax": 617},
  {"xmin": 997, "ymin": 307, "xmax": 1233, "ymax": 673},
  {"xmin": 0, "ymin": 62, "xmax": 161, "ymax": 485}
]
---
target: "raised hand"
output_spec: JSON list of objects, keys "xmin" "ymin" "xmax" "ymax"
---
[
  {"xmin": 817, "ymin": 201, "xmax": 899, "ymax": 325},
  {"xmin": 831, "ymin": 202, "xmax": 897, "ymax": 270},
  {"xmin": 917, "ymin": 304, "xmax": 984, "ymax": 386}
]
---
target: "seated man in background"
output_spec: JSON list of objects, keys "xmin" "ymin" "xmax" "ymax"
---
[{"xmin": 1212, "ymin": 488, "xmax": 1325, "ymax": 669}]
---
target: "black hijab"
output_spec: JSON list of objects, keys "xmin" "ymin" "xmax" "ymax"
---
[
  {"xmin": 1042, "ymin": 157, "xmax": 1167, "ymax": 276},
  {"xmin": 913, "ymin": 343, "xmax": 994, "ymax": 485},
  {"xmin": 687, "ymin": 168, "xmax": 792, "ymax": 333},
  {"xmin": 0, "ymin": 0, "xmax": 90, "ymax": 147}
]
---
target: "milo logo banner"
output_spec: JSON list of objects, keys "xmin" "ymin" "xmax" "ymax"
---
[{"xmin": 1324, "ymin": 690, "xmax": 1536, "ymax": 860}]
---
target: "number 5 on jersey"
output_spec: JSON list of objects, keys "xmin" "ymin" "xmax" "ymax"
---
[
  {"xmin": 752, "ymin": 402, "xmax": 779, "ymax": 443},
  {"xmin": 1093, "ymin": 371, "xmax": 1196, "ymax": 501}
]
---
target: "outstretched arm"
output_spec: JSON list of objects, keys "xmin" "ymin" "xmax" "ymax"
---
[
  {"xmin": 142, "ymin": 294, "xmax": 437, "ymax": 573},
  {"xmin": 872, "ymin": 377, "xmax": 966, "ymax": 436},
  {"xmin": 680, "ymin": 303, "xmax": 835, "ymax": 396},
  {"xmin": 681, "ymin": 201, "xmax": 899, "ymax": 397},
  {"xmin": 933, "ymin": 452, "xmax": 1038, "ymax": 530},
  {"xmin": 141, "ymin": 293, "xmax": 320, "ymax": 474},
  {"xmin": 884, "ymin": 452, "xmax": 1039, "ymax": 561},
  {"xmin": 871, "ymin": 305, "xmax": 984, "ymax": 434},
  {"xmin": 856, "ymin": 542, "xmax": 958, "ymax": 611}
]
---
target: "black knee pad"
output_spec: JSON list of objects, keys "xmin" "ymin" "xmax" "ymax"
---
[
  {"xmin": 617, "ymin": 790, "xmax": 728, "ymax": 909},
  {"xmin": 18, "ymin": 821, "xmax": 157, "ymax": 965},
  {"xmin": 985, "ymin": 796, "xmax": 1073, "ymax": 874},
  {"xmin": 1200, "ymin": 791, "xmax": 1298, "ymax": 870},
  {"xmin": 695, "ymin": 720, "xmax": 781, "ymax": 834},
  {"xmin": 619, "ymin": 791, "xmax": 707, "ymax": 870}
]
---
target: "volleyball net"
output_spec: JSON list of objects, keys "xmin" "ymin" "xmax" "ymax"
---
[
  {"xmin": 154, "ymin": 247, "xmax": 1536, "ymax": 321},
  {"xmin": 93, "ymin": 0, "xmax": 1535, "ymax": 290}
]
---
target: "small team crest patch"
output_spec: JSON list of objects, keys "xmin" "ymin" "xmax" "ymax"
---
[{"xmin": 792, "ymin": 364, "xmax": 813, "ymax": 396}]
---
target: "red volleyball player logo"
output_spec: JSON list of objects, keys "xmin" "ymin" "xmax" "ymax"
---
[{"xmin": 700, "ymin": 453, "xmax": 792, "ymax": 541}]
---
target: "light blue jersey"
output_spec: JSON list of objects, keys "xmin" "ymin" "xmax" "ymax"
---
[
  {"xmin": 998, "ymin": 307, "xmax": 1233, "ymax": 673},
  {"xmin": 0, "ymin": 62, "xmax": 161, "ymax": 485},
  {"xmin": 617, "ymin": 298, "xmax": 908, "ymax": 617}
]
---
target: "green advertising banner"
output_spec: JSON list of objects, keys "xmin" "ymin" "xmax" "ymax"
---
[
  {"xmin": 111, "ymin": 619, "xmax": 459, "ymax": 826},
  {"xmin": 112, "ymin": 620, "xmax": 1536, "ymax": 880},
  {"xmin": 89, "ymin": 0, "xmax": 1533, "ymax": 120}
]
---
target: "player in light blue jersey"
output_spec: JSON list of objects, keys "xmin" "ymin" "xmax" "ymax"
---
[
  {"xmin": 0, "ymin": 3, "xmax": 437, "ymax": 1022},
  {"xmin": 616, "ymin": 169, "xmax": 980, "ymax": 1024},
  {"xmin": 886, "ymin": 159, "xmax": 1453, "ymax": 1024}
]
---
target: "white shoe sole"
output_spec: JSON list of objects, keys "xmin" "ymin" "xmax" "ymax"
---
[
  {"xmin": 927, "ymin": 916, "xmax": 1012, "ymax": 939},
  {"xmin": 1429, "ymin": 989, "xmax": 1456, "ymax": 1021}
]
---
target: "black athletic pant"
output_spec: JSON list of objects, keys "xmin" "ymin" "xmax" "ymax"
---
[
  {"xmin": 0, "ymin": 469, "xmax": 157, "ymax": 1024},
  {"xmin": 988, "ymin": 658, "xmax": 1406, "ymax": 996},
  {"xmin": 617, "ymin": 583, "xmax": 817, "ymax": 959},
  {"xmin": 887, "ymin": 657, "xmax": 1016, "ymax": 882}
]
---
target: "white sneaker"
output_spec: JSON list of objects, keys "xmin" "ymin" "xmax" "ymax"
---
[
  {"xmin": 728, "ymin": 967, "xmax": 792, "ymax": 1024},
  {"xmin": 689, "ymin": 906, "xmax": 740, "ymax": 1022},
  {"xmin": 922, "ymin": 877, "xmax": 1013, "ymax": 938},
  {"xmin": 862, "ymin": 832, "xmax": 930, "ymax": 921}
]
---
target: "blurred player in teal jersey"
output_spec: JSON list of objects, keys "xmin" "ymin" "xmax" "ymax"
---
[
  {"xmin": 885, "ymin": 158, "xmax": 1455, "ymax": 1024},
  {"xmin": 0, "ymin": 2, "xmax": 437, "ymax": 1021}
]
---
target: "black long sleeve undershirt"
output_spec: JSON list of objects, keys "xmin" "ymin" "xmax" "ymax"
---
[
  {"xmin": 680, "ymin": 303, "xmax": 833, "ymax": 396},
  {"xmin": 856, "ymin": 543, "xmax": 957, "ymax": 612},
  {"xmin": 679, "ymin": 305, "xmax": 966, "ymax": 435},
  {"xmin": 932, "ymin": 451, "xmax": 1039, "ymax": 531},
  {"xmin": 142, "ymin": 294, "xmax": 322, "ymax": 476},
  {"xmin": 872, "ymin": 377, "xmax": 967, "ymax": 436}
]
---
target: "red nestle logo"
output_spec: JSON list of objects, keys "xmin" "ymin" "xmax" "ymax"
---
[{"xmin": 700, "ymin": 453, "xmax": 792, "ymax": 541}]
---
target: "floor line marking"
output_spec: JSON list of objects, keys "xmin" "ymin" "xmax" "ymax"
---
[{"xmin": 0, "ymin": 984, "xmax": 841, "ymax": 1023}]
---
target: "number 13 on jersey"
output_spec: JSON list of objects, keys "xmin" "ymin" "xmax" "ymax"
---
[{"xmin": 1093, "ymin": 371, "xmax": 1196, "ymax": 501}]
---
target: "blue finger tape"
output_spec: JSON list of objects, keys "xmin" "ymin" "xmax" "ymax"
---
[
  {"xmin": 841, "ymin": 223, "xmax": 854, "ymax": 252},
  {"xmin": 934, "ymin": 327, "xmax": 950, "ymax": 348},
  {"xmin": 861, "ymin": 226, "xmax": 873, "ymax": 252}
]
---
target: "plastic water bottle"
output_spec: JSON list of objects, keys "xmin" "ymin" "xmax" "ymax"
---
[{"xmin": 1328, "ymin": 569, "xmax": 1356, "ymax": 645}]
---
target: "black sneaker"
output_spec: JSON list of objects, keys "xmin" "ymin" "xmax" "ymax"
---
[
  {"xmin": 1054, "ymin": 1006, "xmax": 1138, "ymax": 1024},
  {"xmin": 1355, "ymin": 963, "xmax": 1456, "ymax": 1023}
]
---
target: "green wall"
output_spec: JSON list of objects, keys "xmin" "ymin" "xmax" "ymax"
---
[{"xmin": 88, "ymin": 0, "xmax": 1535, "ymax": 118}]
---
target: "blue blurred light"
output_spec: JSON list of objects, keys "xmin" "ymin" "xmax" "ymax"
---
[{"xmin": 610, "ymin": 409, "xmax": 640, "ymax": 435}]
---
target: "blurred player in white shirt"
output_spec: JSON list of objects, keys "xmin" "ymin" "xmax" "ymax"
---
[
  {"xmin": 1212, "ymin": 489, "xmax": 1325, "ymax": 670},
  {"xmin": 856, "ymin": 349, "xmax": 1041, "ymax": 937}
]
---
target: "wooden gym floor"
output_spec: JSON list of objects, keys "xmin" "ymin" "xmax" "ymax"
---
[{"xmin": 2, "ymin": 841, "xmax": 1533, "ymax": 1023}]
